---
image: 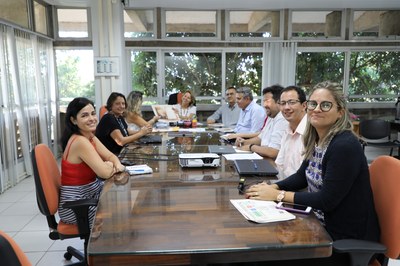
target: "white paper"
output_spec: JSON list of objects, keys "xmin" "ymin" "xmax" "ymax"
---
[
  {"xmin": 230, "ymin": 199, "xmax": 295, "ymax": 223},
  {"xmin": 223, "ymin": 153, "xmax": 263, "ymax": 161}
]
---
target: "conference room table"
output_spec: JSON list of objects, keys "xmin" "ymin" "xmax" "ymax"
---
[{"xmin": 87, "ymin": 130, "xmax": 332, "ymax": 266}]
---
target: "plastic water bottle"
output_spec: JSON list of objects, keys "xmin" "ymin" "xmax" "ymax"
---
[{"xmin": 192, "ymin": 115, "xmax": 198, "ymax": 128}]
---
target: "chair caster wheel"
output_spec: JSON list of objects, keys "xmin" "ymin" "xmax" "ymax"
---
[{"xmin": 64, "ymin": 252, "xmax": 73, "ymax": 260}]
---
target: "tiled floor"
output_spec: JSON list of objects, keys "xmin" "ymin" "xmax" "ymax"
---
[{"xmin": 0, "ymin": 146, "xmax": 399, "ymax": 265}]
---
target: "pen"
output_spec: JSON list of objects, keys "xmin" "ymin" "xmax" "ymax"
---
[{"xmin": 252, "ymin": 160, "xmax": 258, "ymax": 170}]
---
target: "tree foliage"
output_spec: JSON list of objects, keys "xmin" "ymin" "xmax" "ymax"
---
[
  {"xmin": 56, "ymin": 52, "xmax": 94, "ymax": 106},
  {"xmin": 349, "ymin": 51, "xmax": 400, "ymax": 98}
]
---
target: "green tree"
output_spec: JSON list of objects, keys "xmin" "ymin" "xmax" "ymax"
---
[
  {"xmin": 296, "ymin": 52, "xmax": 345, "ymax": 93},
  {"xmin": 56, "ymin": 53, "xmax": 94, "ymax": 106},
  {"xmin": 349, "ymin": 51, "xmax": 400, "ymax": 101},
  {"xmin": 131, "ymin": 51, "xmax": 157, "ymax": 97}
]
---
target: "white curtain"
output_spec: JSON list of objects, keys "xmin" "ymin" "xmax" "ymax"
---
[
  {"xmin": 0, "ymin": 24, "xmax": 56, "ymax": 193},
  {"xmin": 262, "ymin": 42, "xmax": 297, "ymax": 88}
]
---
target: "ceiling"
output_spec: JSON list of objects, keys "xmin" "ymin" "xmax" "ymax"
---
[{"xmin": 45, "ymin": 0, "xmax": 400, "ymax": 9}]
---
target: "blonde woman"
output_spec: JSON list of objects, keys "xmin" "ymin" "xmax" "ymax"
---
[{"xmin": 125, "ymin": 91, "xmax": 159, "ymax": 130}]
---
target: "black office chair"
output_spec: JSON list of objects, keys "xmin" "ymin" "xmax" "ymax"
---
[{"xmin": 359, "ymin": 119, "xmax": 400, "ymax": 157}]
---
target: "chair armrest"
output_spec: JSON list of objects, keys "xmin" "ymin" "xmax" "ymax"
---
[
  {"xmin": 63, "ymin": 198, "xmax": 99, "ymax": 237},
  {"xmin": 333, "ymin": 239, "xmax": 387, "ymax": 266}
]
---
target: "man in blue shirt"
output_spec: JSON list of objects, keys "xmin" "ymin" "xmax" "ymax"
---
[
  {"xmin": 234, "ymin": 87, "xmax": 266, "ymax": 133},
  {"xmin": 207, "ymin": 87, "xmax": 240, "ymax": 128}
]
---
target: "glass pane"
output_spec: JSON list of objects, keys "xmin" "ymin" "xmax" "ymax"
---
[
  {"xmin": 56, "ymin": 50, "xmax": 94, "ymax": 108},
  {"xmin": 34, "ymin": 1, "xmax": 48, "ymax": 35},
  {"xmin": 124, "ymin": 9, "xmax": 154, "ymax": 38},
  {"xmin": 295, "ymin": 51, "xmax": 345, "ymax": 93},
  {"xmin": 352, "ymin": 11, "xmax": 400, "ymax": 38},
  {"xmin": 226, "ymin": 52, "xmax": 263, "ymax": 95},
  {"xmin": 291, "ymin": 11, "xmax": 342, "ymax": 38},
  {"xmin": 164, "ymin": 52, "xmax": 221, "ymax": 101},
  {"xmin": 348, "ymin": 51, "xmax": 400, "ymax": 102},
  {"xmin": 57, "ymin": 9, "xmax": 89, "ymax": 38},
  {"xmin": 130, "ymin": 51, "xmax": 157, "ymax": 97},
  {"xmin": 0, "ymin": 0, "xmax": 29, "ymax": 28},
  {"xmin": 165, "ymin": 11, "xmax": 217, "ymax": 38},
  {"xmin": 229, "ymin": 11, "xmax": 280, "ymax": 38}
]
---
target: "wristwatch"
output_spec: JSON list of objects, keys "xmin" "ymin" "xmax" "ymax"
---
[{"xmin": 277, "ymin": 190, "xmax": 286, "ymax": 202}]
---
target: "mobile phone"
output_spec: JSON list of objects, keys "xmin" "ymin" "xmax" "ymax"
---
[{"xmin": 276, "ymin": 202, "xmax": 312, "ymax": 214}]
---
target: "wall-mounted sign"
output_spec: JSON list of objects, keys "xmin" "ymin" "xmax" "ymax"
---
[{"xmin": 94, "ymin": 57, "xmax": 120, "ymax": 76}]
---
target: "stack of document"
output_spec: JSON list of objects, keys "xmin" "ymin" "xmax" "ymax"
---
[
  {"xmin": 125, "ymin": 165, "xmax": 153, "ymax": 175},
  {"xmin": 230, "ymin": 199, "xmax": 295, "ymax": 223}
]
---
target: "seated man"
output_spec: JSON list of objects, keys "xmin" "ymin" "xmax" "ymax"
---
[
  {"xmin": 207, "ymin": 86, "xmax": 240, "ymax": 128},
  {"xmin": 275, "ymin": 86, "xmax": 307, "ymax": 179},
  {"xmin": 238, "ymin": 85, "xmax": 288, "ymax": 160},
  {"xmin": 234, "ymin": 87, "xmax": 266, "ymax": 133}
]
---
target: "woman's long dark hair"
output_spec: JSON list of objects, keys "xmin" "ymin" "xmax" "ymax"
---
[{"xmin": 61, "ymin": 97, "xmax": 95, "ymax": 151}]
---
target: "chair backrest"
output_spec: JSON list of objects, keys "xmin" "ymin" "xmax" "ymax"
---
[
  {"xmin": 99, "ymin": 105, "xmax": 108, "ymax": 119},
  {"xmin": 359, "ymin": 119, "xmax": 391, "ymax": 140},
  {"xmin": 0, "ymin": 230, "xmax": 31, "ymax": 266},
  {"xmin": 31, "ymin": 144, "xmax": 61, "ymax": 217},
  {"xmin": 369, "ymin": 155, "xmax": 400, "ymax": 259},
  {"xmin": 168, "ymin": 92, "xmax": 182, "ymax": 105}
]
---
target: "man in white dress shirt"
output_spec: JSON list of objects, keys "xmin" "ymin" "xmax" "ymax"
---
[
  {"xmin": 237, "ymin": 85, "xmax": 288, "ymax": 160},
  {"xmin": 275, "ymin": 85, "xmax": 307, "ymax": 179}
]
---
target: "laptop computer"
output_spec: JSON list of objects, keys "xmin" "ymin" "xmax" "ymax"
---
[
  {"xmin": 234, "ymin": 159, "xmax": 278, "ymax": 177},
  {"xmin": 208, "ymin": 145, "xmax": 236, "ymax": 154},
  {"xmin": 136, "ymin": 135, "xmax": 162, "ymax": 144}
]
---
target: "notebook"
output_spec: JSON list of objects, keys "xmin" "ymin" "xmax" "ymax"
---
[
  {"xmin": 234, "ymin": 159, "xmax": 278, "ymax": 177},
  {"xmin": 136, "ymin": 135, "xmax": 162, "ymax": 144},
  {"xmin": 208, "ymin": 145, "xmax": 236, "ymax": 154}
]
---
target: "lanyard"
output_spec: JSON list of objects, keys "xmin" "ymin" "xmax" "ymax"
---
[{"xmin": 116, "ymin": 116, "xmax": 128, "ymax": 136}]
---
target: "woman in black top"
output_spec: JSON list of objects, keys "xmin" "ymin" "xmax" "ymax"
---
[{"xmin": 96, "ymin": 92, "xmax": 152, "ymax": 154}]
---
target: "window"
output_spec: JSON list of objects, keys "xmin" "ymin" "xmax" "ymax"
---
[
  {"xmin": 130, "ymin": 51, "xmax": 157, "ymax": 97},
  {"xmin": 296, "ymin": 51, "xmax": 345, "ymax": 93},
  {"xmin": 0, "ymin": 0, "xmax": 29, "ymax": 28},
  {"xmin": 34, "ymin": 1, "xmax": 48, "ymax": 35},
  {"xmin": 124, "ymin": 9, "xmax": 155, "ymax": 38},
  {"xmin": 55, "ymin": 50, "xmax": 94, "ymax": 107},
  {"xmin": 351, "ymin": 10, "xmax": 400, "ymax": 39},
  {"xmin": 348, "ymin": 51, "xmax": 400, "ymax": 102},
  {"xmin": 228, "ymin": 11, "xmax": 281, "ymax": 39},
  {"xmin": 290, "ymin": 10, "xmax": 344, "ymax": 39},
  {"xmin": 56, "ymin": 8, "xmax": 89, "ymax": 38},
  {"xmin": 164, "ymin": 52, "xmax": 221, "ymax": 103},
  {"xmin": 226, "ymin": 52, "xmax": 263, "ymax": 95},
  {"xmin": 164, "ymin": 11, "xmax": 218, "ymax": 38}
]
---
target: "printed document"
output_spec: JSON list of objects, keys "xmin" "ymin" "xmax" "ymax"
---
[{"xmin": 230, "ymin": 199, "xmax": 295, "ymax": 223}]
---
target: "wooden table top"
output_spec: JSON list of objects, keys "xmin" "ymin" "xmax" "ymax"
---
[{"xmin": 87, "ymin": 131, "xmax": 332, "ymax": 265}]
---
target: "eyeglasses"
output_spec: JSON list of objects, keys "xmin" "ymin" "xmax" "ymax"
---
[
  {"xmin": 306, "ymin": 100, "xmax": 334, "ymax": 112},
  {"xmin": 278, "ymin": 100, "xmax": 300, "ymax": 107}
]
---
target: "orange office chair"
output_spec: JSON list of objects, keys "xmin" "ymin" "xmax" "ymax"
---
[
  {"xmin": 99, "ymin": 105, "xmax": 108, "ymax": 119},
  {"xmin": 333, "ymin": 155, "xmax": 400, "ymax": 266},
  {"xmin": 31, "ymin": 144, "xmax": 98, "ymax": 266},
  {"xmin": 0, "ymin": 230, "xmax": 31, "ymax": 266}
]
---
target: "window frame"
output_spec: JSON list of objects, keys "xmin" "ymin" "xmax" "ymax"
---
[
  {"xmin": 288, "ymin": 9, "xmax": 346, "ymax": 41},
  {"xmin": 54, "ymin": 7, "xmax": 92, "ymax": 40},
  {"xmin": 349, "ymin": 9, "xmax": 400, "ymax": 41},
  {"xmin": 225, "ymin": 10, "xmax": 284, "ymax": 42},
  {"xmin": 124, "ymin": 8, "xmax": 157, "ymax": 40},
  {"xmin": 161, "ymin": 9, "xmax": 221, "ymax": 40}
]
